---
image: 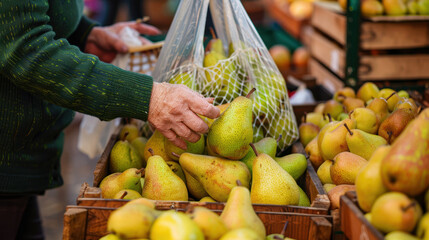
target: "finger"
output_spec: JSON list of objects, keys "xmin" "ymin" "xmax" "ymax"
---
[
  {"xmin": 205, "ymin": 97, "xmax": 215, "ymax": 104},
  {"xmin": 188, "ymin": 94, "xmax": 220, "ymax": 119},
  {"xmin": 139, "ymin": 36, "xmax": 152, "ymax": 45},
  {"xmin": 133, "ymin": 23, "xmax": 162, "ymax": 35},
  {"xmin": 172, "ymin": 122, "xmax": 200, "ymax": 143},
  {"xmin": 183, "ymin": 112, "xmax": 210, "ymax": 134},
  {"xmin": 161, "ymin": 129, "xmax": 187, "ymax": 150},
  {"xmin": 105, "ymin": 32, "xmax": 129, "ymax": 52}
]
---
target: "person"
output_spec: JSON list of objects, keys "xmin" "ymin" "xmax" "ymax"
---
[
  {"xmin": 100, "ymin": 0, "xmax": 144, "ymax": 26},
  {"xmin": 0, "ymin": 1, "xmax": 220, "ymax": 239}
]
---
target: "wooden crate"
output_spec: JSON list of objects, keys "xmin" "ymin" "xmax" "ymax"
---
[
  {"xmin": 340, "ymin": 191, "xmax": 384, "ymax": 240},
  {"xmin": 63, "ymin": 204, "xmax": 332, "ymax": 240}
]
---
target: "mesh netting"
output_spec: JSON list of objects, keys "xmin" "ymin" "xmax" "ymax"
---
[{"xmin": 151, "ymin": 0, "xmax": 299, "ymax": 151}]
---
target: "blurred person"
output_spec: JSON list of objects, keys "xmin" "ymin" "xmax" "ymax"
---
[
  {"xmin": 0, "ymin": 1, "xmax": 220, "ymax": 239},
  {"xmin": 101, "ymin": 0, "xmax": 144, "ymax": 26}
]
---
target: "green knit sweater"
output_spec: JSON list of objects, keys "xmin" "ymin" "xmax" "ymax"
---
[{"xmin": 0, "ymin": 0, "xmax": 154, "ymax": 193}]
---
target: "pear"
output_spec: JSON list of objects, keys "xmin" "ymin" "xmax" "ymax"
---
[
  {"xmin": 113, "ymin": 189, "xmax": 143, "ymax": 200},
  {"xmin": 317, "ymin": 160, "xmax": 333, "ymax": 184},
  {"xmin": 250, "ymin": 144, "xmax": 300, "ymax": 205},
  {"xmin": 253, "ymin": 126, "xmax": 265, "ymax": 143},
  {"xmin": 179, "ymin": 153, "xmax": 251, "ymax": 202},
  {"xmin": 169, "ymin": 72, "xmax": 196, "ymax": 91},
  {"xmin": 241, "ymin": 137, "xmax": 277, "ymax": 175},
  {"xmin": 323, "ymin": 100, "xmax": 344, "ymax": 120},
  {"xmin": 143, "ymin": 130, "xmax": 171, "ymax": 162},
  {"xmin": 318, "ymin": 118, "xmax": 356, "ymax": 161},
  {"xmin": 165, "ymin": 134, "xmax": 205, "ymax": 161},
  {"xmin": 365, "ymin": 213, "xmax": 372, "ymax": 223},
  {"xmin": 99, "ymin": 168, "xmax": 143, "ymax": 199},
  {"xmin": 125, "ymin": 197, "xmax": 156, "ymax": 209},
  {"xmin": 275, "ymin": 153, "xmax": 307, "ymax": 180},
  {"xmin": 183, "ymin": 169, "xmax": 209, "ymax": 200},
  {"xmin": 314, "ymin": 103, "xmax": 325, "ymax": 114},
  {"xmin": 306, "ymin": 112, "xmax": 329, "ymax": 129},
  {"xmin": 383, "ymin": 0, "xmax": 407, "ymax": 15},
  {"xmin": 323, "ymin": 183, "xmax": 336, "ymax": 193},
  {"xmin": 219, "ymin": 228, "xmax": 262, "ymax": 240},
  {"xmin": 397, "ymin": 90, "xmax": 409, "ymax": 98},
  {"xmin": 109, "ymin": 138, "xmax": 143, "ymax": 173},
  {"xmin": 99, "ymin": 234, "xmax": 121, "ymax": 240},
  {"xmin": 119, "ymin": 124, "xmax": 140, "ymax": 142},
  {"xmin": 371, "ymin": 192, "xmax": 422, "ymax": 233},
  {"xmin": 150, "ymin": 210, "xmax": 204, "ymax": 240},
  {"xmin": 355, "ymin": 146, "xmax": 390, "ymax": 213},
  {"xmin": 385, "ymin": 231, "xmax": 420, "ymax": 240},
  {"xmin": 221, "ymin": 182, "xmax": 266, "ymax": 238},
  {"xmin": 166, "ymin": 161, "xmax": 186, "ymax": 184},
  {"xmin": 357, "ymin": 82, "xmax": 379, "ymax": 103},
  {"xmin": 336, "ymin": 112, "xmax": 349, "ymax": 121},
  {"xmin": 206, "ymin": 36, "xmax": 226, "ymax": 56},
  {"xmin": 395, "ymin": 97, "xmax": 419, "ymax": 116},
  {"xmin": 417, "ymin": 213, "xmax": 429, "ymax": 239},
  {"xmin": 107, "ymin": 203, "xmax": 157, "ymax": 239},
  {"xmin": 361, "ymin": 0, "xmax": 384, "ymax": 17},
  {"xmin": 207, "ymin": 91, "xmax": 254, "ymax": 160},
  {"xmin": 327, "ymin": 185, "xmax": 356, "ymax": 210},
  {"xmin": 334, "ymin": 87, "xmax": 356, "ymax": 102},
  {"xmin": 298, "ymin": 187, "xmax": 311, "ymax": 207},
  {"xmin": 330, "ymin": 152, "xmax": 367, "ymax": 185},
  {"xmin": 367, "ymin": 97, "xmax": 389, "ymax": 124},
  {"xmin": 381, "ymin": 108, "xmax": 429, "ymax": 196},
  {"xmin": 200, "ymin": 103, "xmax": 230, "ymax": 128},
  {"xmin": 350, "ymin": 108, "xmax": 379, "ymax": 134},
  {"xmin": 343, "ymin": 97, "xmax": 365, "ymax": 113},
  {"xmin": 189, "ymin": 207, "xmax": 228, "ymax": 240},
  {"xmin": 305, "ymin": 136, "xmax": 324, "ymax": 170},
  {"xmin": 131, "ymin": 136, "xmax": 148, "ymax": 166},
  {"xmin": 299, "ymin": 119, "xmax": 320, "ymax": 147},
  {"xmin": 344, "ymin": 124, "xmax": 388, "ymax": 160},
  {"xmin": 418, "ymin": 0, "xmax": 429, "ymax": 14},
  {"xmin": 378, "ymin": 89, "xmax": 400, "ymax": 112},
  {"xmin": 378, "ymin": 108, "xmax": 415, "ymax": 144},
  {"xmin": 142, "ymin": 149, "xmax": 188, "ymax": 201},
  {"xmin": 267, "ymin": 111, "xmax": 299, "ymax": 150},
  {"xmin": 199, "ymin": 196, "xmax": 216, "ymax": 203}
]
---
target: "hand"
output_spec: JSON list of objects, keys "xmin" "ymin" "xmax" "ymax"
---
[
  {"xmin": 148, "ymin": 83, "xmax": 220, "ymax": 149},
  {"xmin": 84, "ymin": 21, "xmax": 161, "ymax": 62}
]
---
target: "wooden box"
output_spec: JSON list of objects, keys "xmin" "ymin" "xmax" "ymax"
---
[
  {"xmin": 309, "ymin": 1, "xmax": 429, "ymax": 93},
  {"xmin": 340, "ymin": 191, "xmax": 384, "ymax": 240}
]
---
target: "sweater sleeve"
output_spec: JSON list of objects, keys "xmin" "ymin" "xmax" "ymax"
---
[
  {"xmin": 0, "ymin": 1, "xmax": 153, "ymax": 121},
  {"xmin": 67, "ymin": 15, "xmax": 99, "ymax": 52}
]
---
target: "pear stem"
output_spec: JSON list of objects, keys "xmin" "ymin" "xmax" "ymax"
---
[
  {"xmin": 401, "ymin": 202, "xmax": 416, "ymax": 212},
  {"xmin": 303, "ymin": 113, "xmax": 307, "ymax": 123},
  {"xmin": 386, "ymin": 92, "xmax": 397, "ymax": 101},
  {"xmin": 148, "ymin": 148, "xmax": 154, "ymax": 156},
  {"xmin": 343, "ymin": 124, "xmax": 353, "ymax": 136},
  {"xmin": 387, "ymin": 131, "xmax": 393, "ymax": 143},
  {"xmin": 123, "ymin": 132, "xmax": 129, "ymax": 141},
  {"xmin": 277, "ymin": 134, "xmax": 282, "ymax": 143},
  {"xmin": 171, "ymin": 152, "xmax": 181, "ymax": 159},
  {"xmin": 209, "ymin": 27, "xmax": 217, "ymax": 40},
  {"xmin": 136, "ymin": 168, "xmax": 145, "ymax": 177},
  {"xmin": 120, "ymin": 191, "xmax": 128, "ymax": 199},
  {"xmin": 249, "ymin": 143, "xmax": 259, "ymax": 156},
  {"xmin": 274, "ymin": 236, "xmax": 283, "ymax": 240},
  {"xmin": 236, "ymin": 179, "xmax": 243, "ymax": 186},
  {"xmin": 280, "ymin": 221, "xmax": 289, "ymax": 236},
  {"xmin": 327, "ymin": 113, "xmax": 332, "ymax": 122},
  {"xmin": 246, "ymin": 88, "xmax": 256, "ymax": 98}
]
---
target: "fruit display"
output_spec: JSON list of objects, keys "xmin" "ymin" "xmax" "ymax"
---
[
  {"xmin": 99, "ymin": 184, "xmax": 295, "ymax": 240},
  {"xmin": 300, "ymin": 82, "xmax": 423, "ymax": 211},
  {"xmin": 338, "ymin": 0, "xmax": 429, "ymax": 17},
  {"xmin": 269, "ymin": 45, "xmax": 310, "ymax": 76}
]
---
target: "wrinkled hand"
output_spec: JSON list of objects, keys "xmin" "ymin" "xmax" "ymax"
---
[
  {"xmin": 148, "ymin": 83, "xmax": 220, "ymax": 150},
  {"xmin": 84, "ymin": 21, "xmax": 161, "ymax": 62}
]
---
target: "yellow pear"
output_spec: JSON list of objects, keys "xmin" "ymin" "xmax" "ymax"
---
[
  {"xmin": 318, "ymin": 118, "xmax": 356, "ymax": 161},
  {"xmin": 330, "ymin": 152, "xmax": 367, "ymax": 185},
  {"xmin": 143, "ymin": 130, "xmax": 171, "ymax": 162},
  {"xmin": 150, "ymin": 210, "xmax": 204, "ymax": 240},
  {"xmin": 219, "ymin": 228, "xmax": 262, "ymax": 240},
  {"xmin": 189, "ymin": 207, "xmax": 228, "ymax": 240},
  {"xmin": 305, "ymin": 136, "xmax": 324, "ymax": 170},
  {"xmin": 317, "ymin": 160, "xmax": 333, "ymax": 184}
]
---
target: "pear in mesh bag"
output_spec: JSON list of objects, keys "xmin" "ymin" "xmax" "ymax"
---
[{"xmin": 169, "ymin": 71, "xmax": 197, "ymax": 91}]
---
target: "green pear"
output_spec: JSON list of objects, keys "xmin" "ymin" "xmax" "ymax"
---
[
  {"xmin": 119, "ymin": 124, "xmax": 140, "ymax": 142},
  {"xmin": 207, "ymin": 38, "xmax": 226, "ymax": 56},
  {"xmin": 221, "ymin": 184, "xmax": 266, "ymax": 238},
  {"xmin": 318, "ymin": 118, "xmax": 356, "ymax": 161},
  {"xmin": 330, "ymin": 152, "xmax": 367, "ymax": 185},
  {"xmin": 142, "ymin": 149, "xmax": 188, "ymax": 201},
  {"xmin": 305, "ymin": 136, "xmax": 324, "ymax": 170},
  {"xmin": 190, "ymin": 207, "xmax": 228, "ymax": 240},
  {"xmin": 143, "ymin": 130, "xmax": 171, "ymax": 162},
  {"xmin": 99, "ymin": 168, "xmax": 143, "ymax": 199},
  {"xmin": 355, "ymin": 146, "xmax": 390, "ymax": 212},
  {"xmin": 179, "ymin": 153, "xmax": 251, "ymax": 202},
  {"xmin": 241, "ymin": 137, "xmax": 277, "ymax": 175},
  {"xmin": 207, "ymin": 93, "xmax": 254, "ymax": 160},
  {"xmin": 298, "ymin": 187, "xmax": 310, "ymax": 207},
  {"xmin": 344, "ymin": 125, "xmax": 388, "ymax": 160},
  {"xmin": 250, "ymin": 144, "xmax": 300, "ymax": 205},
  {"xmin": 383, "ymin": 0, "xmax": 407, "ymax": 15},
  {"xmin": 183, "ymin": 169, "xmax": 209, "ymax": 200},
  {"xmin": 397, "ymin": 90, "xmax": 409, "ymax": 98},
  {"xmin": 253, "ymin": 126, "xmax": 265, "ymax": 142},
  {"xmin": 367, "ymin": 98, "xmax": 389, "ymax": 124},
  {"xmin": 417, "ymin": 213, "xmax": 429, "ymax": 239},
  {"xmin": 350, "ymin": 108, "xmax": 379, "ymax": 134},
  {"xmin": 323, "ymin": 100, "xmax": 344, "ymax": 120},
  {"xmin": 219, "ymin": 228, "xmax": 262, "ymax": 240},
  {"xmin": 150, "ymin": 211, "xmax": 204, "ymax": 240},
  {"xmin": 385, "ymin": 231, "xmax": 420, "ymax": 240},
  {"xmin": 306, "ymin": 112, "xmax": 329, "ymax": 129},
  {"xmin": 267, "ymin": 111, "xmax": 298, "ymax": 151},
  {"xmin": 317, "ymin": 160, "xmax": 333, "ymax": 184},
  {"xmin": 357, "ymin": 82, "xmax": 379, "ymax": 103},
  {"xmin": 169, "ymin": 72, "xmax": 196, "ymax": 91},
  {"xmin": 165, "ymin": 134, "xmax": 205, "ymax": 161},
  {"xmin": 343, "ymin": 97, "xmax": 365, "ymax": 113},
  {"xmin": 336, "ymin": 112, "xmax": 349, "ymax": 121},
  {"xmin": 113, "ymin": 189, "xmax": 143, "ymax": 200},
  {"xmin": 378, "ymin": 108, "xmax": 415, "ymax": 144},
  {"xmin": 110, "ymin": 139, "xmax": 143, "ymax": 173},
  {"xmin": 371, "ymin": 192, "xmax": 422, "ymax": 233},
  {"xmin": 131, "ymin": 136, "xmax": 148, "ymax": 166},
  {"xmin": 275, "ymin": 153, "xmax": 307, "ymax": 180},
  {"xmin": 418, "ymin": 0, "xmax": 429, "ymax": 14}
]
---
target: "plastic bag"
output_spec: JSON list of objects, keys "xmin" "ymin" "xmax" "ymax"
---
[{"xmin": 152, "ymin": 0, "xmax": 299, "ymax": 151}]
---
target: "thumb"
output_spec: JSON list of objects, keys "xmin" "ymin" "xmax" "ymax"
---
[{"xmin": 105, "ymin": 32, "xmax": 128, "ymax": 53}]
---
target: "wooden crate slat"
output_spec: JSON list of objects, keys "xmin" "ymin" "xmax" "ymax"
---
[
  {"xmin": 63, "ymin": 208, "xmax": 87, "ymax": 240},
  {"xmin": 309, "ymin": 58, "xmax": 344, "ymax": 93},
  {"xmin": 311, "ymin": 2, "xmax": 346, "ymax": 46},
  {"xmin": 309, "ymin": 216, "xmax": 333, "ymax": 240},
  {"xmin": 310, "ymin": 31, "xmax": 345, "ymax": 78}
]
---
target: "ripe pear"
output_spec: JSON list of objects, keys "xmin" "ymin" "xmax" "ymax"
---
[
  {"xmin": 99, "ymin": 234, "xmax": 121, "ymax": 240},
  {"xmin": 113, "ymin": 189, "xmax": 143, "ymax": 200},
  {"xmin": 327, "ymin": 185, "xmax": 356, "ymax": 210},
  {"xmin": 344, "ymin": 125, "xmax": 387, "ymax": 160},
  {"xmin": 323, "ymin": 183, "xmax": 336, "ymax": 193},
  {"xmin": 395, "ymin": 97, "xmax": 419, "ymax": 116},
  {"xmin": 378, "ymin": 108, "xmax": 415, "ymax": 144},
  {"xmin": 169, "ymin": 72, "xmax": 196, "ymax": 91},
  {"xmin": 381, "ymin": 109, "xmax": 429, "ymax": 196},
  {"xmin": 119, "ymin": 124, "xmax": 140, "ymax": 142},
  {"xmin": 357, "ymin": 82, "xmax": 379, "ymax": 103},
  {"xmin": 143, "ymin": 130, "xmax": 171, "ymax": 162},
  {"xmin": 125, "ymin": 197, "xmax": 156, "ymax": 209},
  {"xmin": 383, "ymin": 0, "xmax": 407, "ymax": 15},
  {"xmin": 253, "ymin": 126, "xmax": 265, "ymax": 143},
  {"xmin": 330, "ymin": 152, "xmax": 367, "ymax": 185},
  {"xmin": 183, "ymin": 169, "xmax": 209, "ymax": 200},
  {"xmin": 267, "ymin": 111, "xmax": 299, "ymax": 150},
  {"xmin": 250, "ymin": 144, "xmax": 300, "ymax": 205},
  {"xmin": 317, "ymin": 160, "xmax": 333, "ymax": 184},
  {"xmin": 275, "ymin": 153, "xmax": 307, "ymax": 180},
  {"xmin": 207, "ymin": 93, "xmax": 254, "ymax": 160},
  {"xmin": 314, "ymin": 103, "xmax": 325, "ymax": 114},
  {"xmin": 150, "ymin": 210, "xmax": 204, "ymax": 240},
  {"xmin": 110, "ymin": 139, "xmax": 143, "ymax": 173},
  {"xmin": 219, "ymin": 228, "xmax": 262, "ymax": 240},
  {"xmin": 200, "ymin": 103, "xmax": 230, "ymax": 128},
  {"xmin": 298, "ymin": 187, "xmax": 311, "ymax": 207},
  {"xmin": 207, "ymin": 38, "xmax": 226, "ymax": 56},
  {"xmin": 241, "ymin": 137, "xmax": 277, "ymax": 175},
  {"xmin": 385, "ymin": 231, "xmax": 420, "ymax": 240},
  {"xmin": 318, "ymin": 118, "xmax": 356, "ymax": 161},
  {"xmin": 305, "ymin": 136, "xmax": 324, "ymax": 170},
  {"xmin": 367, "ymin": 97, "xmax": 389, "ymax": 124},
  {"xmin": 99, "ymin": 168, "xmax": 143, "ymax": 199},
  {"xmin": 166, "ymin": 161, "xmax": 186, "ymax": 184},
  {"xmin": 336, "ymin": 112, "xmax": 349, "ymax": 121},
  {"xmin": 221, "ymin": 183, "xmax": 266, "ymax": 238},
  {"xmin": 131, "ymin": 136, "xmax": 148, "ymax": 166},
  {"xmin": 165, "ymin": 134, "xmax": 205, "ymax": 161},
  {"xmin": 189, "ymin": 207, "xmax": 228, "ymax": 240},
  {"xmin": 107, "ymin": 203, "xmax": 157, "ymax": 239},
  {"xmin": 378, "ymin": 89, "xmax": 399, "ymax": 112},
  {"xmin": 355, "ymin": 146, "xmax": 390, "ymax": 212},
  {"xmin": 361, "ymin": 0, "xmax": 384, "ymax": 17},
  {"xmin": 397, "ymin": 90, "xmax": 409, "ymax": 98},
  {"xmin": 142, "ymin": 149, "xmax": 188, "ymax": 201},
  {"xmin": 371, "ymin": 192, "xmax": 422, "ymax": 233},
  {"xmin": 343, "ymin": 97, "xmax": 365, "ymax": 113},
  {"xmin": 334, "ymin": 87, "xmax": 356, "ymax": 103},
  {"xmin": 299, "ymin": 122, "xmax": 320, "ymax": 147},
  {"xmin": 350, "ymin": 108, "xmax": 379, "ymax": 134},
  {"xmin": 306, "ymin": 112, "xmax": 329, "ymax": 129},
  {"xmin": 417, "ymin": 213, "xmax": 429, "ymax": 239},
  {"xmin": 323, "ymin": 100, "xmax": 344, "ymax": 120},
  {"xmin": 199, "ymin": 196, "xmax": 216, "ymax": 203},
  {"xmin": 179, "ymin": 153, "xmax": 251, "ymax": 202}
]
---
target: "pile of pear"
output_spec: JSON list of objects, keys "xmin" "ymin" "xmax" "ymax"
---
[
  {"xmin": 338, "ymin": 0, "xmax": 429, "ymax": 17},
  {"xmin": 299, "ymin": 82, "xmax": 420, "ymax": 209},
  {"xmin": 100, "ymin": 91, "xmax": 309, "ymax": 209},
  {"xmin": 99, "ymin": 181, "xmax": 296, "ymax": 240}
]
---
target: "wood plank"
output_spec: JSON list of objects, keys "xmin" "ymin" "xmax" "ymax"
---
[
  {"xmin": 309, "ymin": 58, "xmax": 344, "ymax": 94},
  {"xmin": 309, "ymin": 217, "xmax": 332, "ymax": 240},
  {"xmin": 310, "ymin": 31, "xmax": 345, "ymax": 78},
  {"xmin": 62, "ymin": 208, "xmax": 87, "ymax": 240},
  {"xmin": 311, "ymin": 2, "xmax": 346, "ymax": 45}
]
